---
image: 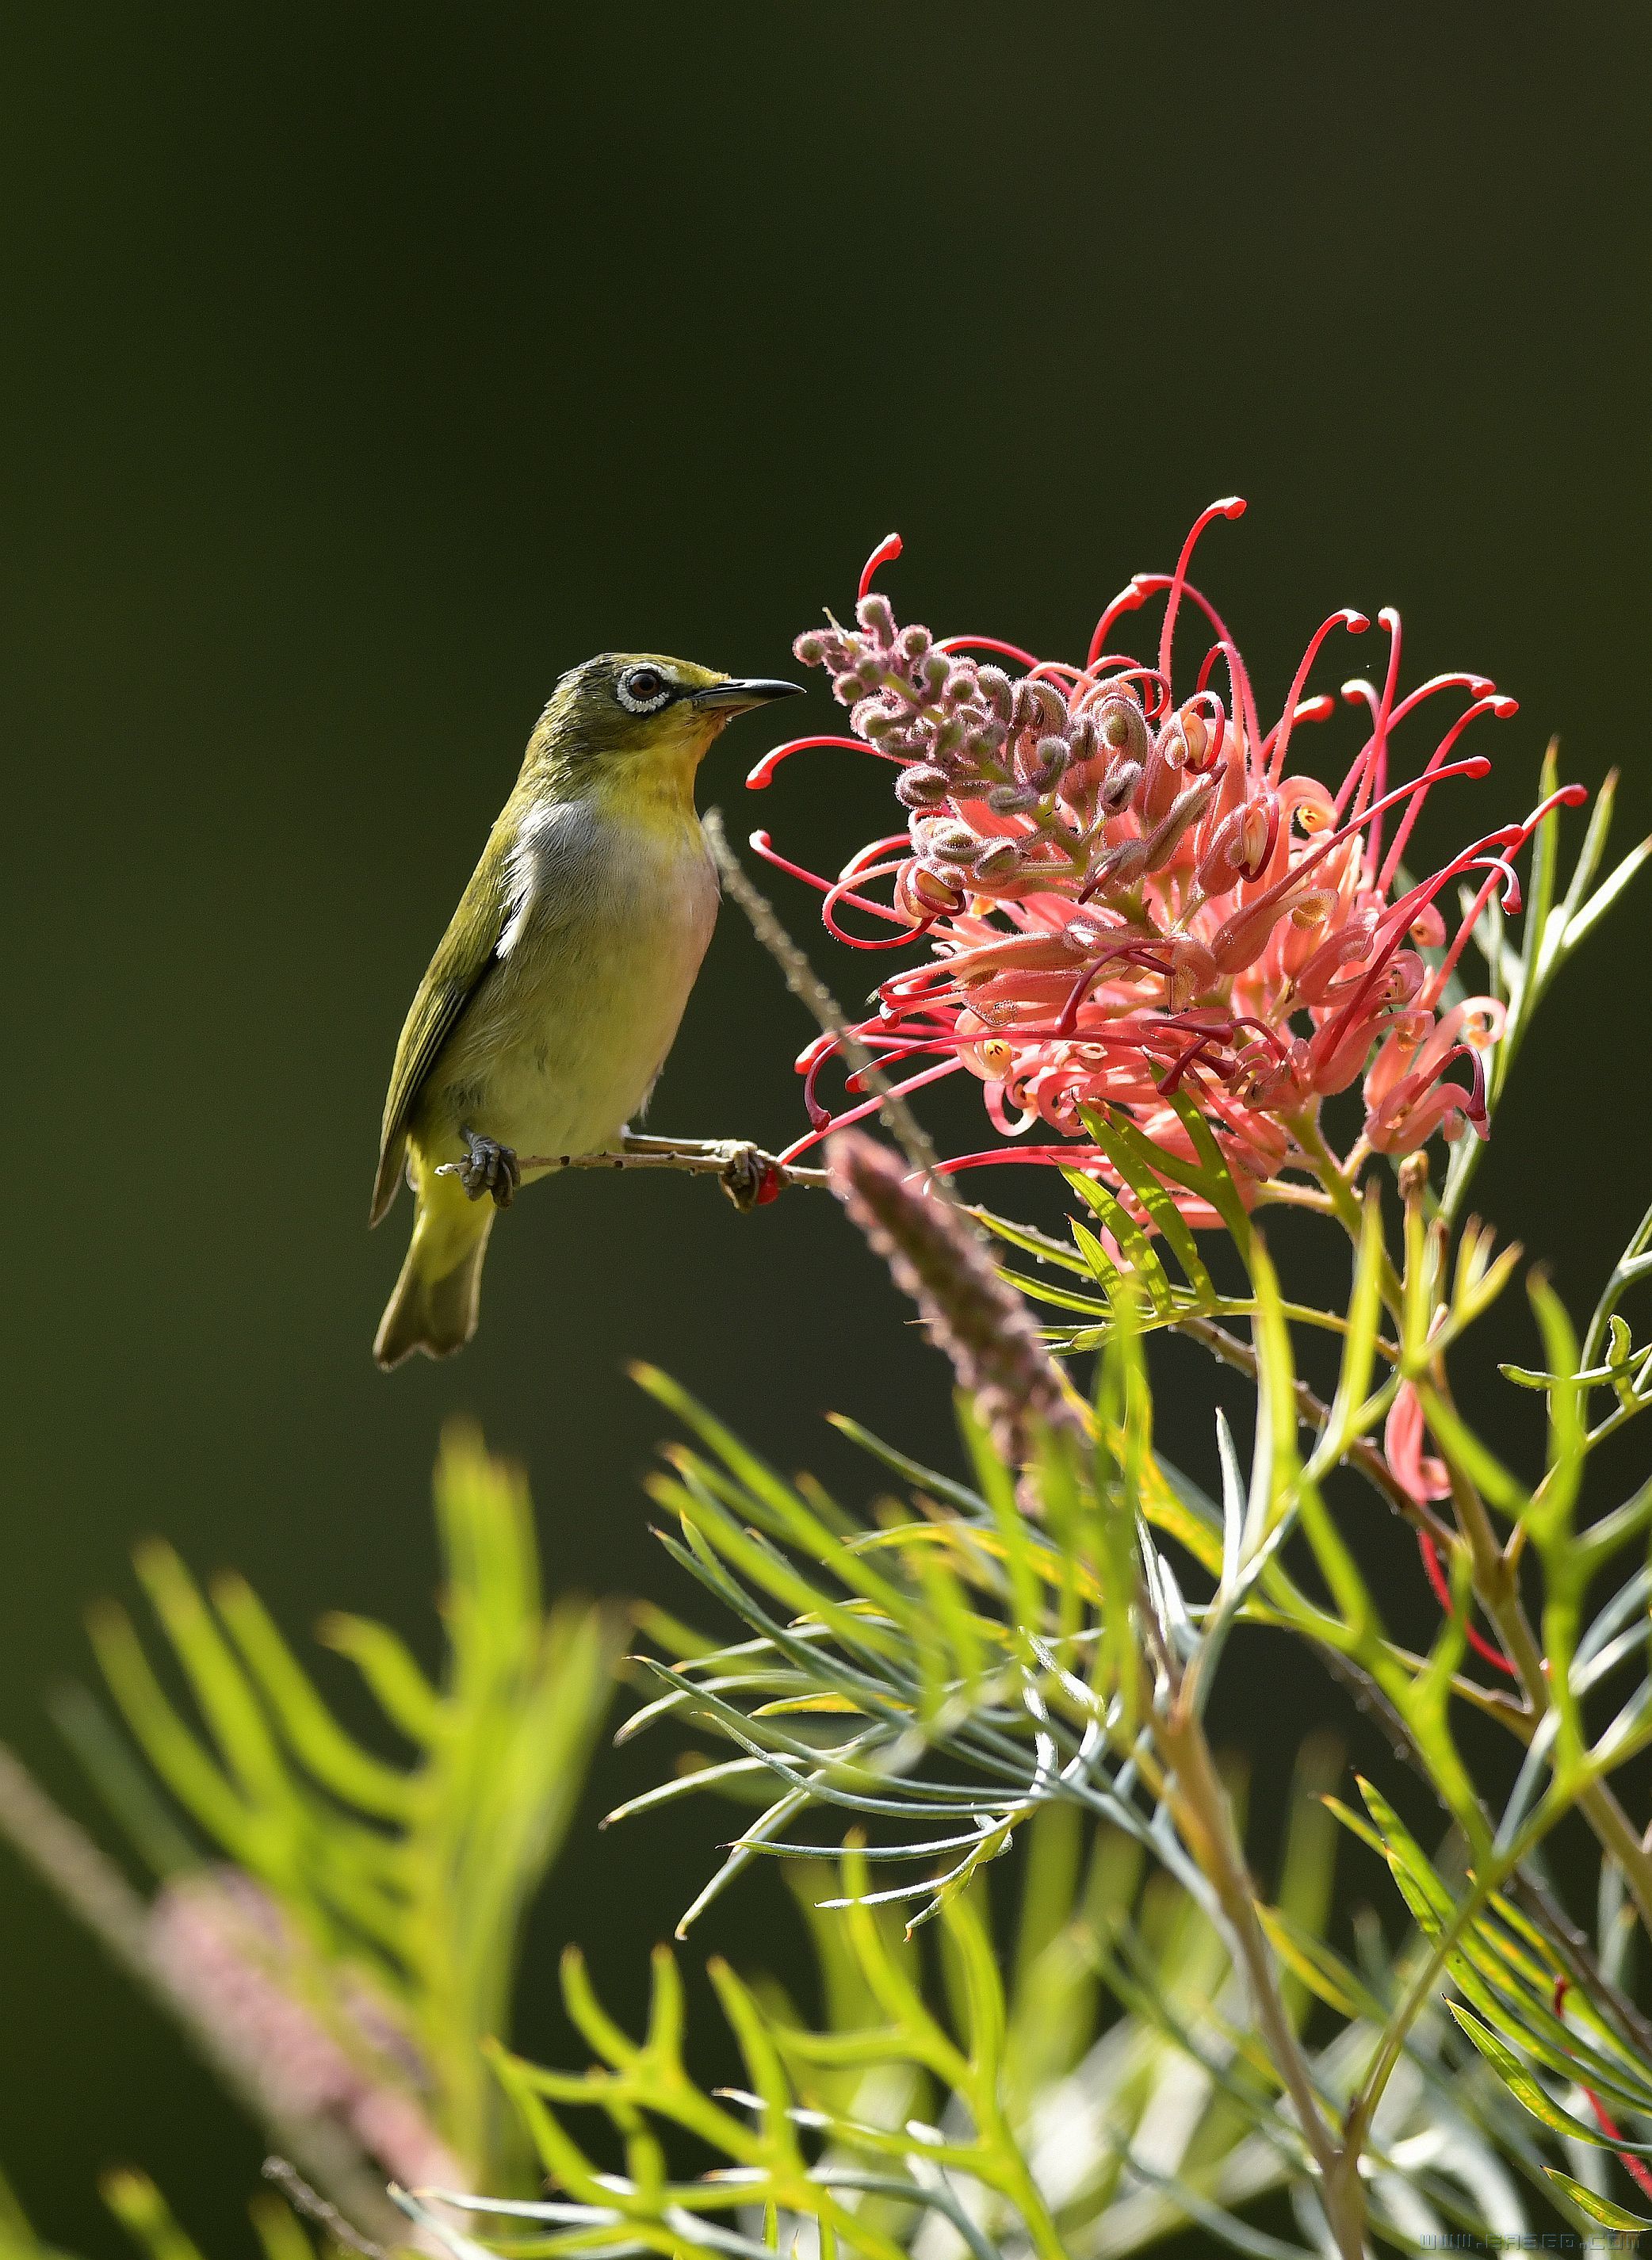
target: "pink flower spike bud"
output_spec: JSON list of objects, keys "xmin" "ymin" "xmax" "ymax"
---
[
  {"xmin": 921, "ymin": 820, "xmax": 983, "ymax": 865},
  {"xmin": 1032, "ymin": 733, "xmax": 1072, "ymax": 784},
  {"xmin": 1009, "ymin": 679, "xmax": 1067, "ymax": 734},
  {"xmin": 1091, "ymin": 690, "xmax": 1152, "ymax": 760},
  {"xmin": 827, "ymin": 1129, "xmax": 1080, "ymax": 1468},
  {"xmin": 776, "ymin": 514, "xmax": 1549, "ymax": 1209},
  {"xmin": 851, "ymin": 698, "xmax": 898, "ymax": 741}
]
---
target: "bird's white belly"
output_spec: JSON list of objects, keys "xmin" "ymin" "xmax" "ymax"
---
[{"xmin": 429, "ymin": 807, "xmax": 717, "ymax": 1171}]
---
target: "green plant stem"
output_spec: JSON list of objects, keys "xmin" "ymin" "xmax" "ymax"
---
[
  {"xmin": 1179, "ymin": 1311, "xmax": 1439, "ymax": 1532},
  {"xmin": 1336, "ymin": 1818, "xmax": 1539, "ymax": 2205},
  {"xmin": 1296, "ymin": 1128, "xmax": 1652, "ymax": 1948},
  {"xmin": 1156, "ymin": 1699, "xmax": 1364, "ymax": 2260},
  {"xmin": 1445, "ymin": 1466, "xmax": 1652, "ymax": 1940}
]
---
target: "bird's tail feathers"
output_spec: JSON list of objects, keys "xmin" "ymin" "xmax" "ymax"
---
[{"xmin": 373, "ymin": 1175, "xmax": 495, "ymax": 1369}]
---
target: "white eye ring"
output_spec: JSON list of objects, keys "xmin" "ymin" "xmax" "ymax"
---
[{"xmin": 616, "ymin": 666, "xmax": 675, "ymax": 716}]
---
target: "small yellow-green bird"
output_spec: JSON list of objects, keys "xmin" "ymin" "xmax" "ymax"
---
[{"xmin": 370, "ymin": 654, "xmax": 801, "ymax": 1367}]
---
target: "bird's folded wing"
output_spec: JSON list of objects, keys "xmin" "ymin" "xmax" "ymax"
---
[{"xmin": 369, "ymin": 845, "xmax": 513, "ymax": 1226}]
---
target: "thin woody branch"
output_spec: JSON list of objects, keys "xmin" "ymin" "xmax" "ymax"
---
[
  {"xmin": 702, "ymin": 806, "xmax": 965, "ymax": 1206},
  {"xmin": 514, "ymin": 1135, "xmax": 828, "ymax": 1206}
]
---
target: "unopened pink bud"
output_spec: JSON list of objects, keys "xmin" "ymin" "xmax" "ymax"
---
[
  {"xmin": 896, "ymin": 765, "xmax": 953, "ymax": 809},
  {"xmin": 1094, "ymin": 694, "xmax": 1149, "ymax": 761},
  {"xmin": 1169, "ymin": 936, "xmax": 1218, "ymax": 1010},
  {"xmin": 977, "ymin": 666, "xmax": 1014, "ymax": 721},
  {"xmin": 1210, "ymin": 894, "xmax": 1286, "ymax": 974},
  {"xmin": 1090, "ymin": 836, "xmax": 1149, "ymax": 895},
  {"xmin": 1143, "ymin": 777, "xmax": 1217, "ymax": 873},
  {"xmin": 855, "ymin": 593, "xmax": 897, "ymax": 645},
  {"xmin": 1099, "ymin": 759, "xmax": 1142, "ymax": 815}
]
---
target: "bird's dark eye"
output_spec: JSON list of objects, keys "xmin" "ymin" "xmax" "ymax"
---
[{"xmin": 616, "ymin": 665, "xmax": 673, "ymax": 715}]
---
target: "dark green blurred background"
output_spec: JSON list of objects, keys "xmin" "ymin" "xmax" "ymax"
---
[{"xmin": 6, "ymin": 4, "xmax": 1650, "ymax": 2241}]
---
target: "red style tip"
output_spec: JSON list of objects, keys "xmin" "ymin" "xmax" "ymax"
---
[{"xmin": 858, "ymin": 533, "xmax": 904, "ymax": 602}]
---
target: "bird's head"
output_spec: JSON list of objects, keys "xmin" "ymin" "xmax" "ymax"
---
[{"xmin": 527, "ymin": 654, "xmax": 801, "ymax": 806}]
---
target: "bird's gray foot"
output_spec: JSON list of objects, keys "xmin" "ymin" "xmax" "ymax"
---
[
  {"xmin": 718, "ymin": 1142, "xmax": 783, "ymax": 1211},
  {"xmin": 450, "ymin": 1127, "xmax": 521, "ymax": 1208}
]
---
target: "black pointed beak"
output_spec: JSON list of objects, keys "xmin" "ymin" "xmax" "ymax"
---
[{"xmin": 691, "ymin": 677, "xmax": 805, "ymax": 715}]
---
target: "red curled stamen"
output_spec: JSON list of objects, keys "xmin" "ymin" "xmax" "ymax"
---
[
  {"xmin": 1266, "ymin": 610, "xmax": 1369, "ymax": 786},
  {"xmin": 858, "ymin": 532, "xmax": 903, "ymax": 601},
  {"xmin": 1158, "ymin": 498, "xmax": 1248, "ymax": 683},
  {"xmin": 747, "ymin": 734, "xmax": 910, "ymax": 790},
  {"xmin": 935, "ymin": 633, "xmax": 1043, "ymax": 668},
  {"xmin": 1379, "ymin": 693, "xmax": 1518, "ymax": 889},
  {"xmin": 820, "ymin": 863, "xmax": 934, "ymax": 949},
  {"xmin": 748, "ymin": 832, "xmax": 911, "ymax": 927},
  {"xmin": 777, "ymin": 1056, "xmax": 963, "ymax": 1162}
]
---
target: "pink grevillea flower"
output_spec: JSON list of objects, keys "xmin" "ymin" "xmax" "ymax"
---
[{"xmin": 752, "ymin": 503, "xmax": 1584, "ymax": 1214}]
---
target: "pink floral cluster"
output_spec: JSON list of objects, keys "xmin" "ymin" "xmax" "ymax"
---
[{"xmin": 752, "ymin": 503, "xmax": 1581, "ymax": 1213}]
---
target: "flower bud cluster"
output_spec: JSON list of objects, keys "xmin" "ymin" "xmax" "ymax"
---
[{"xmin": 796, "ymin": 598, "xmax": 1223, "ymax": 921}]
